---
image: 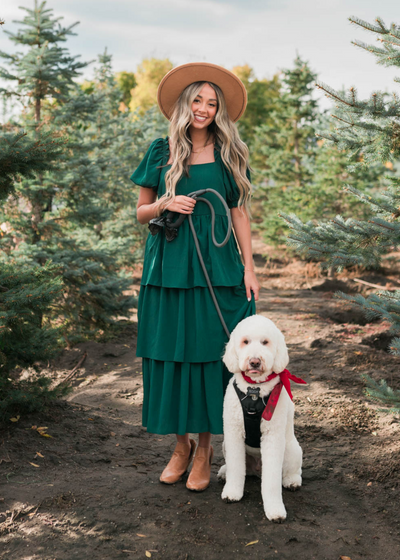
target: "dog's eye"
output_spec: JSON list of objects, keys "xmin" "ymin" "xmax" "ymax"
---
[
  {"xmin": 243, "ymin": 339, "xmax": 249, "ymax": 345},
  {"xmin": 262, "ymin": 340, "xmax": 269, "ymax": 345}
]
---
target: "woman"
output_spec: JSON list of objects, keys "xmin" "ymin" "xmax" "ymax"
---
[{"xmin": 131, "ymin": 62, "xmax": 260, "ymax": 491}]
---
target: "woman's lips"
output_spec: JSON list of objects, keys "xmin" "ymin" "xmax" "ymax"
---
[{"xmin": 194, "ymin": 115, "xmax": 207, "ymax": 122}]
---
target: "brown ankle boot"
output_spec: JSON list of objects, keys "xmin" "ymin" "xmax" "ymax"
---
[
  {"xmin": 160, "ymin": 439, "xmax": 197, "ymax": 484},
  {"xmin": 186, "ymin": 445, "xmax": 214, "ymax": 492}
]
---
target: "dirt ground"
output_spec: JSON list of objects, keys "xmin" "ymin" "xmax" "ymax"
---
[{"xmin": 1, "ymin": 234, "xmax": 400, "ymax": 560}]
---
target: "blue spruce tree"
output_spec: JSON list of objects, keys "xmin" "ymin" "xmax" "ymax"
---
[
  {"xmin": 0, "ymin": 129, "xmax": 68, "ymax": 419},
  {"xmin": 0, "ymin": 1, "xmax": 168, "ymax": 344},
  {"xmin": 281, "ymin": 16, "xmax": 400, "ymax": 410}
]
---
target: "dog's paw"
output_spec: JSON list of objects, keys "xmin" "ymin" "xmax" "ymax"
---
[
  {"xmin": 221, "ymin": 483, "xmax": 243, "ymax": 503},
  {"xmin": 264, "ymin": 502, "xmax": 287, "ymax": 523},
  {"xmin": 282, "ymin": 474, "xmax": 302, "ymax": 491},
  {"xmin": 217, "ymin": 464, "xmax": 227, "ymax": 481}
]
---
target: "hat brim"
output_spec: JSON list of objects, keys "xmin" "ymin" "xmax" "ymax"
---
[{"xmin": 157, "ymin": 62, "xmax": 247, "ymax": 123}]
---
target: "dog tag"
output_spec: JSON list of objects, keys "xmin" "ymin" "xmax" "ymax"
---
[{"xmin": 247, "ymin": 387, "xmax": 260, "ymax": 401}]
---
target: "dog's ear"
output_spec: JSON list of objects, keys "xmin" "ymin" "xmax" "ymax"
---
[
  {"xmin": 222, "ymin": 333, "xmax": 239, "ymax": 373},
  {"xmin": 273, "ymin": 330, "xmax": 289, "ymax": 373}
]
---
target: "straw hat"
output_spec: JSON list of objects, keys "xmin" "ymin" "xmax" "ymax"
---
[{"xmin": 157, "ymin": 62, "xmax": 247, "ymax": 123}]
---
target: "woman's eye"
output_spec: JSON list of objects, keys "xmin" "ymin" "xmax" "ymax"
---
[{"xmin": 193, "ymin": 100, "xmax": 215, "ymax": 107}]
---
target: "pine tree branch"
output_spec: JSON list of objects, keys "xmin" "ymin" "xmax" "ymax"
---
[
  {"xmin": 368, "ymin": 220, "xmax": 396, "ymax": 231},
  {"xmin": 315, "ymin": 82, "xmax": 356, "ymax": 107},
  {"xmin": 351, "ymin": 40, "xmax": 389, "ymax": 57},
  {"xmin": 352, "ymin": 278, "xmax": 396, "ymax": 290},
  {"xmin": 331, "ymin": 114, "xmax": 355, "ymax": 126},
  {"xmin": 348, "ymin": 16, "xmax": 389, "ymax": 35},
  {"xmin": 361, "ymin": 374, "xmax": 400, "ymax": 411},
  {"xmin": 57, "ymin": 351, "xmax": 87, "ymax": 386},
  {"xmin": 378, "ymin": 37, "xmax": 400, "ymax": 47},
  {"xmin": 332, "ymin": 219, "xmax": 349, "ymax": 231}
]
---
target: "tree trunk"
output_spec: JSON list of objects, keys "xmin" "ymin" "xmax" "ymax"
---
[{"xmin": 293, "ymin": 118, "xmax": 301, "ymax": 188}]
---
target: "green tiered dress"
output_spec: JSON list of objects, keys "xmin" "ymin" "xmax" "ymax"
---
[{"xmin": 131, "ymin": 136, "xmax": 256, "ymax": 435}]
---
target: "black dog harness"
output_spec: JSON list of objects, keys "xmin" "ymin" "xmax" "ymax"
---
[{"xmin": 233, "ymin": 381, "xmax": 271, "ymax": 449}]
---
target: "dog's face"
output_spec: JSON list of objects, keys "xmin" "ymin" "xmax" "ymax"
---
[{"xmin": 223, "ymin": 315, "xmax": 289, "ymax": 378}]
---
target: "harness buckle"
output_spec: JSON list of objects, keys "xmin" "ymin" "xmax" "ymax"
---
[{"xmin": 247, "ymin": 386, "xmax": 260, "ymax": 401}]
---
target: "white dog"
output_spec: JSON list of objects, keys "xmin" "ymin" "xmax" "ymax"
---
[{"xmin": 218, "ymin": 314, "xmax": 306, "ymax": 522}]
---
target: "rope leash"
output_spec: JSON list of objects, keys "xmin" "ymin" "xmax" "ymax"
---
[{"xmin": 148, "ymin": 188, "xmax": 233, "ymax": 338}]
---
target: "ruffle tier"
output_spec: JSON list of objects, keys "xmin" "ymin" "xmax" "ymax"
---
[
  {"xmin": 141, "ymin": 214, "xmax": 244, "ymax": 288},
  {"xmin": 141, "ymin": 357, "xmax": 233, "ymax": 435},
  {"xmin": 136, "ymin": 283, "xmax": 256, "ymax": 362}
]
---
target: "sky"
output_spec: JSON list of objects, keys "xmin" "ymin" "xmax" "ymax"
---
[{"xmin": 1, "ymin": 0, "xmax": 399, "ymax": 111}]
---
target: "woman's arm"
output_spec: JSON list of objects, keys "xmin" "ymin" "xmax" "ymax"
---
[
  {"xmin": 231, "ymin": 206, "xmax": 260, "ymax": 302},
  {"xmin": 136, "ymin": 188, "xmax": 161, "ymax": 224},
  {"xmin": 136, "ymin": 188, "xmax": 197, "ymax": 225}
]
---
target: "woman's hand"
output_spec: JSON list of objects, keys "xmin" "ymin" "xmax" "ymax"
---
[
  {"xmin": 165, "ymin": 195, "xmax": 197, "ymax": 214},
  {"xmin": 244, "ymin": 270, "xmax": 260, "ymax": 302}
]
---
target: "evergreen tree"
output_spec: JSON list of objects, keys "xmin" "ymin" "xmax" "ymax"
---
[
  {"xmin": 0, "ymin": 128, "xmax": 69, "ymax": 420},
  {"xmin": 0, "ymin": 2, "xmax": 166, "ymax": 344},
  {"xmin": 0, "ymin": 0, "xmax": 87, "ymax": 121},
  {"xmin": 0, "ymin": 127, "xmax": 64, "ymax": 372},
  {"xmin": 0, "ymin": 129, "xmax": 63, "ymax": 200},
  {"xmin": 281, "ymin": 16, "xmax": 400, "ymax": 410},
  {"xmin": 252, "ymin": 55, "xmax": 321, "ymax": 244},
  {"xmin": 231, "ymin": 64, "xmax": 281, "ymax": 148},
  {"xmin": 361, "ymin": 375, "xmax": 400, "ymax": 414},
  {"xmin": 299, "ymin": 122, "xmax": 385, "ymax": 222},
  {"xmin": 0, "ymin": 261, "xmax": 63, "ymax": 370},
  {"xmin": 0, "ymin": 2, "xmax": 169, "ymax": 418}
]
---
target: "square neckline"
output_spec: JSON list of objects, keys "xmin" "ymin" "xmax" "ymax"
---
[{"xmin": 165, "ymin": 136, "xmax": 217, "ymax": 166}]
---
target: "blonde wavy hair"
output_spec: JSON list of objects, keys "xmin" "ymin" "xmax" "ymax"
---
[{"xmin": 157, "ymin": 81, "xmax": 252, "ymax": 217}]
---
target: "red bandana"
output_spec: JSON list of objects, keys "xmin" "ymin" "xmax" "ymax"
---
[{"xmin": 241, "ymin": 369, "xmax": 307, "ymax": 421}]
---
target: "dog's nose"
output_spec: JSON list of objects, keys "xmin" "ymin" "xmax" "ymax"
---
[{"xmin": 249, "ymin": 358, "xmax": 261, "ymax": 368}]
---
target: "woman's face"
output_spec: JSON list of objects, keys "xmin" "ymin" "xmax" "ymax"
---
[{"xmin": 190, "ymin": 83, "xmax": 218, "ymax": 130}]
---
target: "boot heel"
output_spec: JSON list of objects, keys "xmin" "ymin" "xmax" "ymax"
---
[{"xmin": 186, "ymin": 445, "xmax": 213, "ymax": 492}]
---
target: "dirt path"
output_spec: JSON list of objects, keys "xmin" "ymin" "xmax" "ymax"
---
[{"xmin": 1, "ymin": 237, "xmax": 400, "ymax": 560}]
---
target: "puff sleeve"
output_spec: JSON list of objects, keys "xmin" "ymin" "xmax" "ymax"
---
[
  {"xmin": 224, "ymin": 165, "xmax": 251, "ymax": 209},
  {"xmin": 130, "ymin": 137, "xmax": 166, "ymax": 192}
]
